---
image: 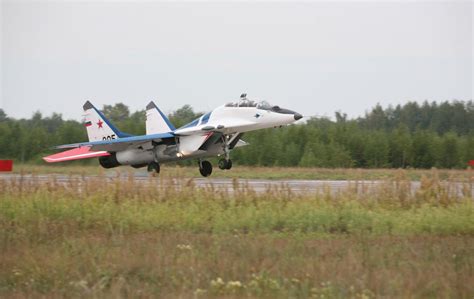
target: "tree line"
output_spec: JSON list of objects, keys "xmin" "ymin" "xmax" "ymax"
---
[{"xmin": 0, "ymin": 100, "xmax": 473, "ymax": 168}]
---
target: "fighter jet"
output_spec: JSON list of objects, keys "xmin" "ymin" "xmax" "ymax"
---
[{"xmin": 43, "ymin": 94, "xmax": 302, "ymax": 177}]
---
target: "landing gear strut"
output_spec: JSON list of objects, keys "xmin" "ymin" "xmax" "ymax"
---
[
  {"xmin": 199, "ymin": 160, "xmax": 213, "ymax": 177},
  {"xmin": 147, "ymin": 161, "xmax": 160, "ymax": 174},
  {"xmin": 218, "ymin": 135, "xmax": 233, "ymax": 170}
]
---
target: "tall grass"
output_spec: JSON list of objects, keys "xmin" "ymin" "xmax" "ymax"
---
[
  {"xmin": 0, "ymin": 171, "xmax": 473, "ymax": 297},
  {"xmin": 12, "ymin": 163, "xmax": 474, "ymax": 181}
]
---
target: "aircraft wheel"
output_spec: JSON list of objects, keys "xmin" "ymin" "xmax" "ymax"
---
[
  {"xmin": 218, "ymin": 159, "xmax": 233, "ymax": 170},
  {"xmin": 199, "ymin": 160, "xmax": 212, "ymax": 177},
  {"xmin": 218, "ymin": 159, "xmax": 228, "ymax": 170},
  {"xmin": 147, "ymin": 161, "xmax": 160, "ymax": 174}
]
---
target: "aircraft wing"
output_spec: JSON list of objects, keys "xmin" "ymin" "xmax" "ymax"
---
[
  {"xmin": 54, "ymin": 132, "xmax": 175, "ymax": 152},
  {"xmin": 43, "ymin": 147, "xmax": 110, "ymax": 163}
]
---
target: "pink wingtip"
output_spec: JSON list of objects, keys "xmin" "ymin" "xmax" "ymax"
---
[{"xmin": 43, "ymin": 147, "xmax": 110, "ymax": 163}]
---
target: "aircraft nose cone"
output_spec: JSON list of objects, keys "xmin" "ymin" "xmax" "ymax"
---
[{"xmin": 294, "ymin": 113, "xmax": 303, "ymax": 121}]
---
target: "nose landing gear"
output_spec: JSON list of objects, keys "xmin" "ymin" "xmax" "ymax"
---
[
  {"xmin": 217, "ymin": 134, "xmax": 233, "ymax": 170},
  {"xmin": 218, "ymin": 158, "xmax": 232, "ymax": 170}
]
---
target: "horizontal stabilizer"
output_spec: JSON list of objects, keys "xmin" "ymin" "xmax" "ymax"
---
[{"xmin": 43, "ymin": 147, "xmax": 110, "ymax": 163}]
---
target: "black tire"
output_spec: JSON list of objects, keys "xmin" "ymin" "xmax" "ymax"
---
[
  {"xmin": 218, "ymin": 159, "xmax": 233, "ymax": 170},
  {"xmin": 147, "ymin": 162, "xmax": 160, "ymax": 173},
  {"xmin": 199, "ymin": 160, "xmax": 212, "ymax": 177},
  {"xmin": 218, "ymin": 159, "xmax": 227, "ymax": 170}
]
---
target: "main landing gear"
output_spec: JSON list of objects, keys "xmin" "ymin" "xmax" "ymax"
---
[
  {"xmin": 199, "ymin": 160, "xmax": 213, "ymax": 177},
  {"xmin": 147, "ymin": 161, "xmax": 160, "ymax": 175}
]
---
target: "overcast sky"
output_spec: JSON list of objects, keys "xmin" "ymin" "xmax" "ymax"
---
[{"xmin": 1, "ymin": 0, "xmax": 472, "ymax": 121}]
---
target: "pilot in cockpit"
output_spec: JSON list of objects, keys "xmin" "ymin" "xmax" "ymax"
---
[
  {"xmin": 225, "ymin": 93, "xmax": 264, "ymax": 108},
  {"xmin": 238, "ymin": 93, "xmax": 250, "ymax": 107}
]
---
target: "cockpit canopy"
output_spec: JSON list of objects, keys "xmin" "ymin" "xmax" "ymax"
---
[{"xmin": 225, "ymin": 95, "xmax": 273, "ymax": 110}]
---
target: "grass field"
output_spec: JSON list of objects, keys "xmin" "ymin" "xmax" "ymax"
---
[
  {"xmin": 1, "ymin": 171, "xmax": 473, "ymax": 298},
  {"xmin": 11, "ymin": 162, "xmax": 474, "ymax": 181}
]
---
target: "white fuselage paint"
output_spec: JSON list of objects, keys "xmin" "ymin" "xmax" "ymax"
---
[
  {"xmin": 175, "ymin": 105, "xmax": 296, "ymax": 136},
  {"xmin": 116, "ymin": 104, "xmax": 299, "ymax": 165},
  {"xmin": 172, "ymin": 105, "xmax": 296, "ymax": 159}
]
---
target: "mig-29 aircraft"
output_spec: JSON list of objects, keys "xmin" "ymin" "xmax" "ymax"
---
[{"xmin": 43, "ymin": 94, "xmax": 302, "ymax": 177}]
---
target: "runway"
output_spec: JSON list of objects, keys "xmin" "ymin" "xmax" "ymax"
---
[{"xmin": 1, "ymin": 173, "xmax": 472, "ymax": 196}]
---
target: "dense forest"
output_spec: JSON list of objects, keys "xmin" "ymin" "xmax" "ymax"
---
[{"xmin": 1, "ymin": 100, "xmax": 473, "ymax": 169}]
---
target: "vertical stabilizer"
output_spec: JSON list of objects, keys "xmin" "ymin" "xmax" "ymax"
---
[
  {"xmin": 146, "ymin": 101, "xmax": 176, "ymax": 134},
  {"xmin": 82, "ymin": 101, "xmax": 128, "ymax": 142}
]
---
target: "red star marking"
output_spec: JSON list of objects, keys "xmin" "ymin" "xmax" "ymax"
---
[{"xmin": 97, "ymin": 120, "xmax": 103, "ymax": 129}]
